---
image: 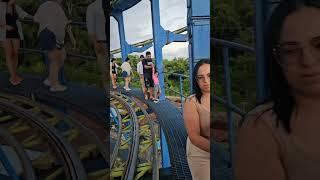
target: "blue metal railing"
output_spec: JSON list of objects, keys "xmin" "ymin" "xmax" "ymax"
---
[
  {"xmin": 0, "ymin": 147, "xmax": 20, "ymax": 180},
  {"xmin": 212, "ymin": 37, "xmax": 255, "ymax": 179},
  {"xmin": 163, "ymin": 72, "xmax": 189, "ymax": 111},
  {"xmin": 1, "ymin": 17, "xmax": 98, "ymax": 84}
]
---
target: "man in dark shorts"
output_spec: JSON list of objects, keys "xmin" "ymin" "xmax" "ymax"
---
[
  {"xmin": 142, "ymin": 51, "xmax": 154, "ymax": 100},
  {"xmin": 34, "ymin": 0, "xmax": 68, "ymax": 92}
]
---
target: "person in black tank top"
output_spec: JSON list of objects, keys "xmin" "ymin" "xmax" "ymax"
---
[
  {"xmin": 111, "ymin": 63, "xmax": 116, "ymax": 74},
  {"xmin": 110, "ymin": 58, "xmax": 119, "ymax": 89},
  {"xmin": 5, "ymin": 5, "xmax": 20, "ymax": 39},
  {"xmin": 2, "ymin": 0, "xmax": 24, "ymax": 86}
]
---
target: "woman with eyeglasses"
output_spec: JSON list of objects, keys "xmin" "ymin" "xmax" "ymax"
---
[
  {"xmin": 235, "ymin": 1, "xmax": 320, "ymax": 180},
  {"xmin": 0, "ymin": 0, "xmax": 30, "ymax": 85},
  {"xmin": 183, "ymin": 59, "xmax": 210, "ymax": 180}
]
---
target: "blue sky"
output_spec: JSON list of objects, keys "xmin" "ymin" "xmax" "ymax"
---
[{"xmin": 110, "ymin": 0, "xmax": 188, "ymax": 59}]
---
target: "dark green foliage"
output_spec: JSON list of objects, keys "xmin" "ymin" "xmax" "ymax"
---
[{"xmin": 213, "ymin": 0, "xmax": 257, "ymax": 112}]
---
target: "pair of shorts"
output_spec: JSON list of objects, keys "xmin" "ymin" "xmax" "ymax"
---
[
  {"xmin": 144, "ymin": 75, "xmax": 154, "ymax": 88},
  {"xmin": 153, "ymin": 84, "xmax": 161, "ymax": 94},
  {"xmin": 122, "ymin": 71, "xmax": 128, "ymax": 77},
  {"xmin": 6, "ymin": 29, "xmax": 20, "ymax": 39},
  {"xmin": 39, "ymin": 28, "xmax": 64, "ymax": 51}
]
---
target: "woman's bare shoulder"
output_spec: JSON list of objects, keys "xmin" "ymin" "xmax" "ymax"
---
[
  {"xmin": 235, "ymin": 102, "xmax": 285, "ymax": 180},
  {"xmin": 185, "ymin": 94, "xmax": 197, "ymax": 103},
  {"xmin": 242, "ymin": 102, "xmax": 275, "ymax": 127}
]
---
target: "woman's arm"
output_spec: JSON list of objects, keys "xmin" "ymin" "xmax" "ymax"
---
[
  {"xmin": 32, "ymin": 5, "xmax": 42, "ymax": 23},
  {"xmin": 234, "ymin": 114, "xmax": 286, "ymax": 180},
  {"xmin": 15, "ymin": 5, "xmax": 32, "ymax": 20},
  {"xmin": 183, "ymin": 99, "xmax": 210, "ymax": 152}
]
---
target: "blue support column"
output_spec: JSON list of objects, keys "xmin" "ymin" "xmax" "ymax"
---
[
  {"xmin": 187, "ymin": 0, "xmax": 210, "ymax": 93},
  {"xmin": 160, "ymin": 127, "xmax": 170, "ymax": 168},
  {"xmin": 150, "ymin": 0, "xmax": 166, "ymax": 101},
  {"xmin": 255, "ymin": 0, "xmax": 269, "ymax": 103},
  {"xmin": 223, "ymin": 47, "xmax": 235, "ymax": 177},
  {"xmin": 0, "ymin": 147, "xmax": 20, "ymax": 180},
  {"xmin": 113, "ymin": 12, "xmax": 129, "ymax": 62}
]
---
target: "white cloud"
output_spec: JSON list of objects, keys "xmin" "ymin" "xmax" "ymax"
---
[{"xmin": 110, "ymin": 0, "xmax": 188, "ymax": 59}]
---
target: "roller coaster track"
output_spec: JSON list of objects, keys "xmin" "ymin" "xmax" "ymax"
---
[
  {"xmin": 110, "ymin": 92, "xmax": 139, "ymax": 180},
  {"xmin": 0, "ymin": 92, "xmax": 108, "ymax": 180},
  {"xmin": 110, "ymin": 26, "xmax": 188, "ymax": 55},
  {"xmin": 110, "ymin": 91, "xmax": 159, "ymax": 180}
]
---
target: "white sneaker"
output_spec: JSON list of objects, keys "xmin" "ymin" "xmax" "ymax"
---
[
  {"xmin": 126, "ymin": 88, "xmax": 131, "ymax": 91},
  {"xmin": 43, "ymin": 78, "xmax": 51, "ymax": 86},
  {"xmin": 50, "ymin": 84, "xmax": 67, "ymax": 92},
  {"xmin": 153, "ymin": 99, "xmax": 159, "ymax": 103}
]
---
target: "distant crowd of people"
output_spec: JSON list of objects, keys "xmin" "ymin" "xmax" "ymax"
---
[
  {"xmin": 110, "ymin": 51, "xmax": 161, "ymax": 103},
  {"xmin": 0, "ymin": 0, "xmax": 107, "ymax": 91}
]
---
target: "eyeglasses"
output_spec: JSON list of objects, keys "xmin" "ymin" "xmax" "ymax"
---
[
  {"xmin": 273, "ymin": 37, "xmax": 320, "ymax": 67},
  {"xmin": 196, "ymin": 74, "xmax": 210, "ymax": 82}
]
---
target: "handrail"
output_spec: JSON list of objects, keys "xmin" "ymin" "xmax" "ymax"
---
[
  {"xmin": 22, "ymin": 18, "xmax": 87, "ymax": 29},
  {"xmin": 19, "ymin": 48, "xmax": 96, "ymax": 61},
  {"xmin": 213, "ymin": 95, "xmax": 245, "ymax": 117},
  {"xmin": 0, "ymin": 17, "xmax": 101, "ymax": 85},
  {"xmin": 163, "ymin": 71, "xmax": 189, "ymax": 78},
  {"xmin": 120, "ymin": 69, "xmax": 189, "ymax": 110},
  {"xmin": 212, "ymin": 38, "xmax": 255, "ymax": 53},
  {"xmin": 212, "ymin": 37, "xmax": 255, "ymax": 178}
]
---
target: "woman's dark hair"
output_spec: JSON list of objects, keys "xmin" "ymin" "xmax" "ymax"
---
[
  {"xmin": 263, "ymin": 0, "xmax": 320, "ymax": 133},
  {"xmin": 111, "ymin": 58, "xmax": 115, "ymax": 62},
  {"xmin": 140, "ymin": 55, "xmax": 144, "ymax": 58},
  {"xmin": 193, "ymin": 59, "xmax": 210, "ymax": 104},
  {"xmin": 125, "ymin": 57, "xmax": 130, "ymax": 62},
  {"xmin": 3, "ymin": 0, "xmax": 15, "ymax": 8}
]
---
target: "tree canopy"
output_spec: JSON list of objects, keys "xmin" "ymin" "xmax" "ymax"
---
[{"xmin": 213, "ymin": 0, "xmax": 257, "ymax": 112}]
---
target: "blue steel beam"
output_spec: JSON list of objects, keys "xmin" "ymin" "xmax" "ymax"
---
[
  {"xmin": 187, "ymin": 0, "xmax": 210, "ymax": 93},
  {"xmin": 255, "ymin": 0, "xmax": 268, "ymax": 103},
  {"xmin": 223, "ymin": 47, "xmax": 235, "ymax": 178},
  {"xmin": 128, "ymin": 43, "xmax": 153, "ymax": 53},
  {"xmin": 112, "ymin": 11, "xmax": 130, "ymax": 61},
  {"xmin": 150, "ymin": 0, "xmax": 166, "ymax": 101},
  {"xmin": 255, "ymin": 0, "xmax": 279, "ymax": 103},
  {"xmin": 112, "ymin": 0, "xmax": 142, "ymax": 12},
  {"xmin": 166, "ymin": 31, "xmax": 188, "ymax": 44}
]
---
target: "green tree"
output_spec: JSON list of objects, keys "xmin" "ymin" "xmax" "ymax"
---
[{"xmin": 213, "ymin": 0, "xmax": 256, "ymax": 111}]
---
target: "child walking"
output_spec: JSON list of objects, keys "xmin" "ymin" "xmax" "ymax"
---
[{"xmin": 152, "ymin": 66, "xmax": 161, "ymax": 103}]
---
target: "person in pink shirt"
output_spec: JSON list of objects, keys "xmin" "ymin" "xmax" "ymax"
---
[{"xmin": 152, "ymin": 66, "xmax": 161, "ymax": 103}]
